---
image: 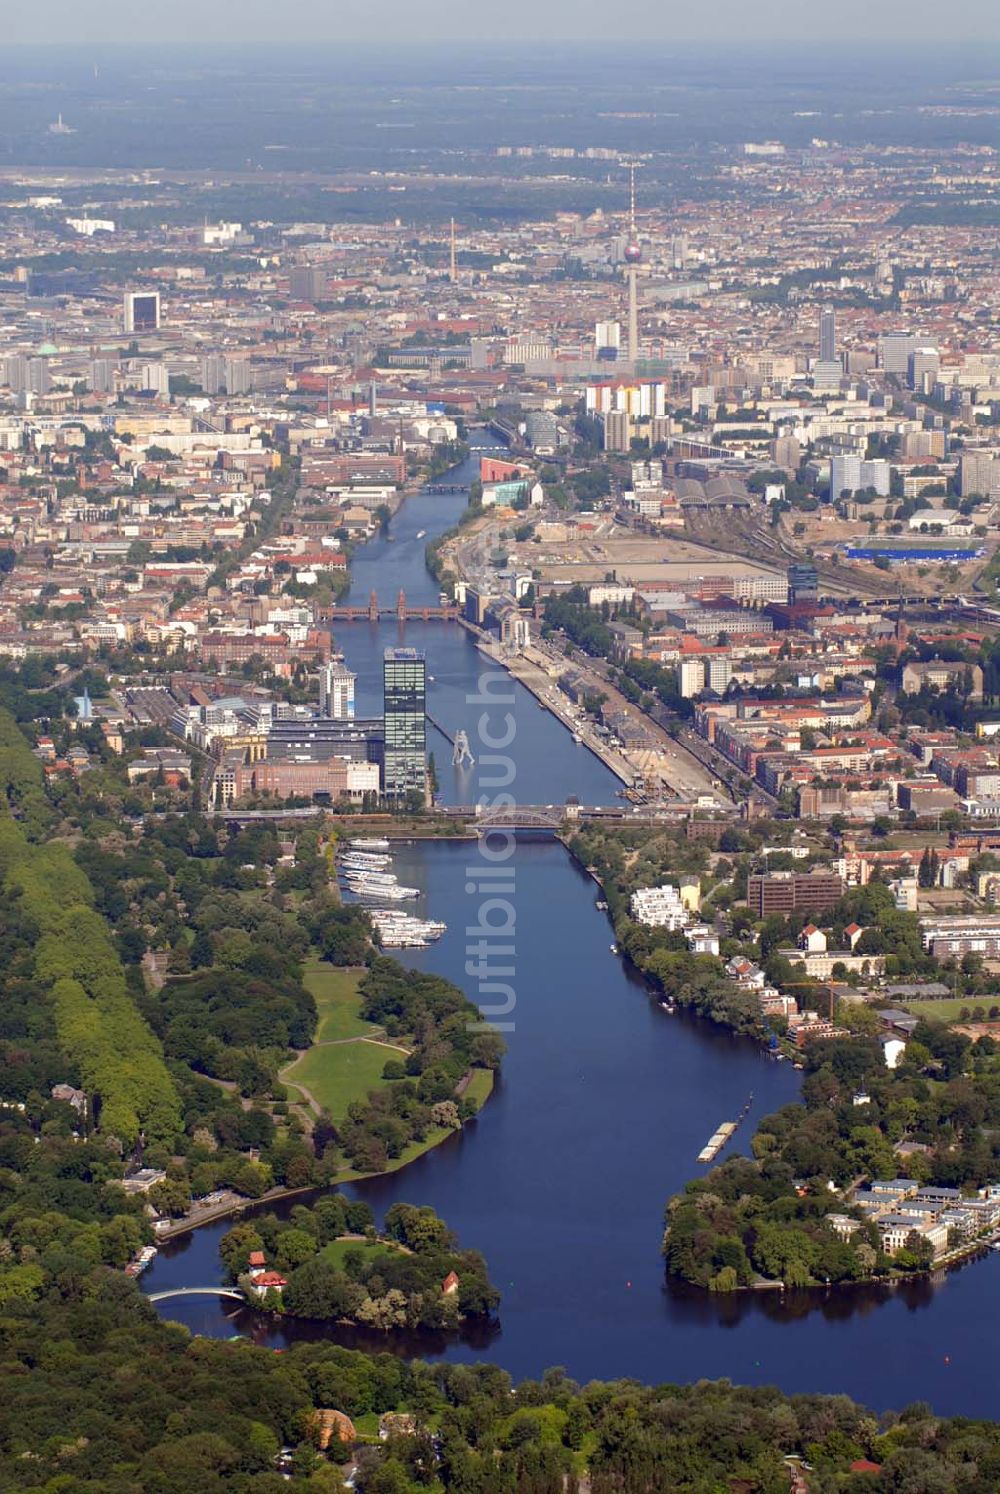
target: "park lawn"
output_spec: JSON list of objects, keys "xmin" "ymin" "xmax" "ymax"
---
[
  {"xmin": 905, "ymin": 997, "xmax": 998, "ymax": 1023},
  {"xmin": 319, "ymin": 1237, "xmax": 401, "ymax": 1270},
  {"xmin": 463, "ymin": 1069, "xmax": 495, "ymax": 1108},
  {"xmin": 350, "ymin": 1412, "xmax": 381, "ymax": 1442},
  {"xmin": 303, "ymin": 959, "xmax": 378, "ymax": 1043},
  {"xmin": 284, "ymin": 1037, "xmax": 405, "ymax": 1123}
]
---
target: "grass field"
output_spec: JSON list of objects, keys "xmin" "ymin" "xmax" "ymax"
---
[
  {"xmin": 284, "ymin": 959, "xmax": 498, "ymax": 1181},
  {"xmin": 319, "ymin": 1237, "xmax": 401, "ymax": 1270},
  {"xmin": 462, "ymin": 1069, "xmax": 495, "ymax": 1107},
  {"xmin": 283, "ymin": 1037, "xmax": 406, "ymax": 1123},
  {"xmin": 905, "ymin": 997, "xmax": 1000, "ymax": 1023},
  {"xmin": 302, "ymin": 959, "xmax": 378, "ymax": 1043}
]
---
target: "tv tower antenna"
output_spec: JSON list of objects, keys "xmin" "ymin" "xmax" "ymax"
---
[
  {"xmin": 449, "ymin": 218, "xmax": 457, "ymax": 283},
  {"xmin": 621, "ymin": 159, "xmax": 643, "ymax": 366}
]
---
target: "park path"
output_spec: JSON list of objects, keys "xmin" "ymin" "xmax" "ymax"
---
[{"xmin": 279, "ymin": 1034, "xmax": 412, "ymax": 1119}]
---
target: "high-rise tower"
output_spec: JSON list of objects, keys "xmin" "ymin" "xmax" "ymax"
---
[
  {"xmin": 819, "ymin": 305, "xmax": 836, "ymax": 363},
  {"xmin": 622, "ymin": 161, "xmax": 642, "ymax": 366},
  {"xmin": 383, "ymin": 648, "xmax": 426, "ymax": 801},
  {"xmin": 319, "ymin": 658, "xmax": 356, "ymax": 720}
]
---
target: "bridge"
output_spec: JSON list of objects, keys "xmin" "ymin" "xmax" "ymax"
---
[
  {"xmin": 424, "ymin": 482, "xmax": 468, "ymax": 494},
  {"xmin": 439, "ymin": 804, "xmax": 629, "ymax": 830},
  {"xmin": 318, "ymin": 589, "xmax": 459, "ymax": 624},
  {"xmin": 148, "ymin": 1286, "xmax": 245, "ymax": 1304},
  {"xmin": 426, "ymin": 713, "xmax": 455, "ymax": 745}
]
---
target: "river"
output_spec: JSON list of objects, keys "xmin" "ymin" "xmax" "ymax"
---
[{"xmin": 144, "ymin": 435, "xmax": 1000, "ymax": 1418}]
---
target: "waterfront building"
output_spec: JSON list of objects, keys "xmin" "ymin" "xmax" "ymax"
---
[
  {"xmin": 383, "ymin": 647, "xmax": 426, "ymax": 800},
  {"xmin": 630, "ymin": 883, "xmax": 690, "ymax": 930}
]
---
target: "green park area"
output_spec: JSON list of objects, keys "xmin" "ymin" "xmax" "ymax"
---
[
  {"xmin": 904, "ymin": 996, "xmax": 1000, "ymax": 1024},
  {"xmin": 461, "ymin": 1069, "xmax": 495, "ymax": 1106},
  {"xmin": 283, "ymin": 1035, "xmax": 407, "ymax": 1124},
  {"xmin": 302, "ymin": 959, "xmax": 380, "ymax": 1042},
  {"xmin": 319, "ymin": 1236, "xmax": 402, "ymax": 1271},
  {"xmin": 281, "ymin": 957, "xmax": 497, "ymax": 1177}
]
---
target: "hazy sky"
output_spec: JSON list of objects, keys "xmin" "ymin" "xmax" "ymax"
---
[{"xmin": 5, "ymin": 0, "xmax": 998, "ymax": 45}]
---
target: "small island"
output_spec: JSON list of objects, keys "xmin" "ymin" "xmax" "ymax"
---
[{"xmin": 221, "ymin": 1197, "xmax": 499, "ymax": 1331}]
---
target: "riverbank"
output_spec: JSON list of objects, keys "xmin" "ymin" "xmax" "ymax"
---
[
  {"xmin": 460, "ymin": 621, "xmax": 636, "ymax": 787},
  {"xmin": 559, "ymin": 827, "xmax": 780, "ymax": 1051},
  {"xmin": 326, "ymin": 813, "xmax": 476, "ymax": 840},
  {"xmin": 156, "ymin": 956, "xmax": 498, "ymax": 1246},
  {"xmin": 155, "ymin": 1074, "xmax": 496, "ymax": 1244},
  {"xmin": 731, "ymin": 1226, "xmax": 1000, "ymax": 1293}
]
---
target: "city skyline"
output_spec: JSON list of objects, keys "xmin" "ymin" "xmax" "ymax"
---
[{"xmin": 1, "ymin": 23, "xmax": 1000, "ymax": 1474}]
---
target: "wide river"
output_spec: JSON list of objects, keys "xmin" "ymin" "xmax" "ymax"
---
[{"xmin": 145, "ymin": 437, "xmax": 1000, "ymax": 1418}]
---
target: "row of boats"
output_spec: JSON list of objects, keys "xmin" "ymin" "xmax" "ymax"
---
[
  {"xmin": 125, "ymin": 1245, "xmax": 158, "ymax": 1278},
  {"xmin": 369, "ymin": 909, "xmax": 447, "ymax": 948},
  {"xmin": 340, "ymin": 839, "xmax": 447, "ymax": 947},
  {"xmin": 341, "ymin": 840, "xmax": 420, "ymax": 901}
]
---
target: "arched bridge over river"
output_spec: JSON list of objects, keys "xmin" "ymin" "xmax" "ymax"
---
[{"xmin": 147, "ymin": 1287, "xmax": 245, "ymax": 1304}]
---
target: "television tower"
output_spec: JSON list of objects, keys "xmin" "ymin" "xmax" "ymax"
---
[
  {"xmin": 449, "ymin": 218, "xmax": 457, "ymax": 284},
  {"xmin": 622, "ymin": 160, "xmax": 642, "ymax": 366}
]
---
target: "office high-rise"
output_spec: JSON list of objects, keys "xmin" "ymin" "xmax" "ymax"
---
[
  {"xmin": 382, "ymin": 648, "xmax": 426, "ymax": 800},
  {"xmin": 319, "ymin": 659, "xmax": 356, "ymax": 720},
  {"xmin": 288, "ymin": 266, "xmax": 326, "ymax": 301},
  {"xmin": 622, "ymin": 162, "xmax": 642, "ymax": 364},
  {"xmin": 225, "ymin": 359, "xmax": 251, "ymax": 396},
  {"xmin": 788, "ymin": 562, "xmax": 819, "ymax": 604},
  {"xmin": 123, "ymin": 290, "xmax": 161, "ymax": 334},
  {"xmin": 140, "ymin": 363, "xmax": 169, "ymax": 397},
  {"xmin": 878, "ymin": 331, "xmax": 918, "ymax": 376},
  {"xmin": 595, "ymin": 319, "xmax": 621, "ymax": 354},
  {"xmin": 819, "ymin": 305, "xmax": 836, "ymax": 363},
  {"xmin": 89, "ymin": 358, "xmax": 116, "ymax": 393},
  {"xmin": 2, "ymin": 357, "xmax": 50, "ymax": 394}
]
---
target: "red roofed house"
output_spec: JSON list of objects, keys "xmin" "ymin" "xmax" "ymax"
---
[
  {"xmin": 247, "ymin": 1251, "xmax": 266, "ymax": 1277},
  {"xmin": 441, "ymin": 1270, "xmax": 460, "ymax": 1296},
  {"xmin": 252, "ymin": 1271, "xmax": 287, "ymax": 1294},
  {"xmin": 798, "ymin": 924, "xmax": 827, "ymax": 954}
]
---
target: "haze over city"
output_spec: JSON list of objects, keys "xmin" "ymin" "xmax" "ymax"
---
[{"xmin": 5, "ymin": 3, "xmax": 1000, "ymax": 42}]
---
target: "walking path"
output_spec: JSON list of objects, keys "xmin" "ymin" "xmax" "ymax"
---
[{"xmin": 279, "ymin": 1034, "xmax": 412, "ymax": 1119}]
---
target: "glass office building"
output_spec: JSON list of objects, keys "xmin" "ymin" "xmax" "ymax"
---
[{"xmin": 382, "ymin": 648, "xmax": 426, "ymax": 800}]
